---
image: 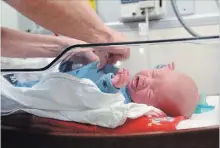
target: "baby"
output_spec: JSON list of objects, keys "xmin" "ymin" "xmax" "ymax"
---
[
  {"xmin": 59, "ymin": 61, "xmax": 199, "ymax": 118},
  {"xmin": 4, "ymin": 60, "xmax": 199, "ymax": 118}
]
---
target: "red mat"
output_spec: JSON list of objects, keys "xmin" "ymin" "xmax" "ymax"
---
[{"xmin": 2, "ymin": 113, "xmax": 184, "ymax": 134}]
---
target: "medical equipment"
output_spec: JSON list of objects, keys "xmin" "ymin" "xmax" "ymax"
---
[
  {"xmin": 120, "ymin": 0, "xmax": 166, "ymax": 22},
  {"xmin": 171, "ymin": 0, "xmax": 220, "ymax": 37},
  {"xmin": 120, "ymin": 0, "xmax": 166, "ymax": 40},
  {"xmin": 120, "ymin": 0, "xmax": 220, "ymax": 37}
]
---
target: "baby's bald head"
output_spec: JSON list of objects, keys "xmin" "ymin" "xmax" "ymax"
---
[
  {"xmin": 154, "ymin": 71, "xmax": 199, "ymax": 118},
  {"xmin": 127, "ymin": 63, "xmax": 199, "ymax": 118}
]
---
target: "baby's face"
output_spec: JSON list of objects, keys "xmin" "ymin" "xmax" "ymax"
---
[
  {"xmin": 127, "ymin": 67, "xmax": 171, "ymax": 106},
  {"xmin": 127, "ymin": 65, "xmax": 199, "ymax": 118}
]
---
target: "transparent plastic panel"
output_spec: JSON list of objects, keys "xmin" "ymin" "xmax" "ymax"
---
[{"xmin": 2, "ymin": 36, "xmax": 219, "ymax": 95}]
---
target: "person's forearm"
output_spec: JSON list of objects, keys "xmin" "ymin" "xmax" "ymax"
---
[
  {"xmin": 6, "ymin": 0, "xmax": 115, "ymax": 44},
  {"xmin": 1, "ymin": 27, "xmax": 84, "ymax": 58}
]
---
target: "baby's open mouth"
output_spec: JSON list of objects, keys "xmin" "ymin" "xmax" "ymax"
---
[
  {"xmin": 132, "ymin": 76, "xmax": 148, "ymax": 91},
  {"xmin": 132, "ymin": 76, "xmax": 141, "ymax": 90}
]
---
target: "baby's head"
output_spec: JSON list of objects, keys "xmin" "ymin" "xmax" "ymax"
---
[{"xmin": 127, "ymin": 63, "xmax": 199, "ymax": 118}]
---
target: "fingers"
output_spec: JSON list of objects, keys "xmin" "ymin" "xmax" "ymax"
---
[
  {"xmin": 96, "ymin": 45, "xmax": 130, "ymax": 69},
  {"xmin": 99, "ymin": 54, "xmax": 124, "ymax": 68},
  {"xmin": 62, "ymin": 48, "xmax": 98, "ymax": 65},
  {"xmin": 91, "ymin": 30, "xmax": 130, "ymax": 68},
  {"xmin": 121, "ymin": 47, "xmax": 130, "ymax": 59},
  {"xmin": 107, "ymin": 54, "xmax": 124, "ymax": 65},
  {"xmin": 158, "ymin": 111, "xmax": 167, "ymax": 117},
  {"xmin": 146, "ymin": 108, "xmax": 167, "ymax": 118},
  {"xmin": 97, "ymin": 51, "xmax": 108, "ymax": 69},
  {"xmin": 112, "ymin": 68, "xmax": 130, "ymax": 88},
  {"xmin": 121, "ymin": 68, "xmax": 130, "ymax": 80},
  {"xmin": 154, "ymin": 108, "xmax": 166, "ymax": 117},
  {"xmin": 106, "ymin": 47, "xmax": 130, "ymax": 64},
  {"xmin": 117, "ymin": 68, "xmax": 124, "ymax": 74},
  {"xmin": 124, "ymin": 68, "xmax": 130, "ymax": 82},
  {"xmin": 117, "ymin": 74, "xmax": 125, "ymax": 86}
]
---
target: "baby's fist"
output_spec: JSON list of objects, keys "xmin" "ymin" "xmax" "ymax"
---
[
  {"xmin": 146, "ymin": 107, "xmax": 167, "ymax": 118},
  {"xmin": 112, "ymin": 68, "xmax": 130, "ymax": 88}
]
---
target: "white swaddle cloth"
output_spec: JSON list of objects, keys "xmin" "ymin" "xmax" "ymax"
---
[{"xmin": 1, "ymin": 72, "xmax": 162, "ymax": 128}]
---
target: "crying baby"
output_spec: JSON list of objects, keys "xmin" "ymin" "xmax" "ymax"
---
[
  {"xmin": 60, "ymin": 60, "xmax": 199, "ymax": 118},
  {"xmin": 4, "ymin": 59, "xmax": 199, "ymax": 118}
]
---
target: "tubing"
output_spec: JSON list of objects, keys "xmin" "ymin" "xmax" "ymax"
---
[{"xmin": 170, "ymin": 0, "xmax": 200, "ymax": 37}]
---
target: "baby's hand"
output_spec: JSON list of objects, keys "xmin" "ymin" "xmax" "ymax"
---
[
  {"xmin": 112, "ymin": 68, "xmax": 130, "ymax": 88},
  {"xmin": 146, "ymin": 107, "xmax": 167, "ymax": 118}
]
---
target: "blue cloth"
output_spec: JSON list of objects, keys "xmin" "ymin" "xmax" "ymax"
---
[
  {"xmin": 6, "ymin": 61, "xmax": 133, "ymax": 104},
  {"xmin": 16, "ymin": 80, "xmax": 39, "ymax": 87},
  {"xmin": 3, "ymin": 74, "xmax": 39, "ymax": 88}
]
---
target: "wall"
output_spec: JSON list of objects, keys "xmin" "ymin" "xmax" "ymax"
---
[
  {"xmin": 1, "ymin": 1, "xmax": 19, "ymax": 29},
  {"xmin": 1, "ymin": 0, "xmax": 219, "ymax": 31},
  {"xmin": 1, "ymin": 1, "xmax": 38, "ymax": 32},
  {"xmin": 97, "ymin": 0, "xmax": 219, "ymax": 23}
]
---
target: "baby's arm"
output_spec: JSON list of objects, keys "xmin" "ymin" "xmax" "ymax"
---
[
  {"xmin": 102, "ymin": 64, "xmax": 119, "ymax": 74},
  {"xmin": 95, "ymin": 68, "xmax": 130, "ymax": 94},
  {"xmin": 95, "ymin": 73, "xmax": 119, "ymax": 94}
]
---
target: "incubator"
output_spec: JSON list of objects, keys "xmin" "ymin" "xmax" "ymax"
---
[
  {"xmin": 1, "ymin": 35, "xmax": 219, "ymax": 121},
  {"xmin": 1, "ymin": 35, "xmax": 219, "ymax": 148}
]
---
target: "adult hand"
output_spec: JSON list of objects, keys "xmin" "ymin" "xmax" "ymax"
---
[
  {"xmin": 64, "ymin": 48, "xmax": 98, "ymax": 65},
  {"xmin": 95, "ymin": 31, "xmax": 130, "ymax": 69},
  {"xmin": 58, "ymin": 36, "xmax": 98, "ymax": 65},
  {"xmin": 58, "ymin": 31, "xmax": 130, "ymax": 68}
]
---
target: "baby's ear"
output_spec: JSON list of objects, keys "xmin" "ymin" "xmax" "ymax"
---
[
  {"xmin": 168, "ymin": 62, "xmax": 175, "ymax": 70},
  {"xmin": 160, "ymin": 62, "xmax": 175, "ymax": 71}
]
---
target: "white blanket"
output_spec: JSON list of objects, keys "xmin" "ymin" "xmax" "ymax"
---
[
  {"xmin": 177, "ymin": 95, "xmax": 219, "ymax": 129},
  {"xmin": 1, "ymin": 73, "xmax": 162, "ymax": 128}
]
